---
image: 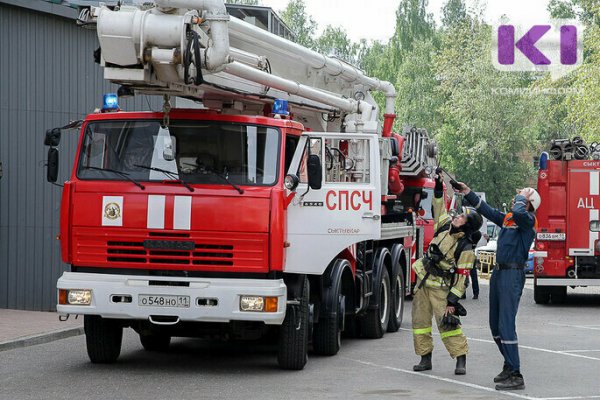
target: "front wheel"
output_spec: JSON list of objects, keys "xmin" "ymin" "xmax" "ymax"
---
[
  {"xmin": 84, "ymin": 315, "xmax": 123, "ymax": 364},
  {"xmin": 278, "ymin": 276, "xmax": 309, "ymax": 370},
  {"xmin": 387, "ymin": 267, "xmax": 405, "ymax": 332}
]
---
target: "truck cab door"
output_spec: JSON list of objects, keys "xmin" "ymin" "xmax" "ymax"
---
[{"xmin": 285, "ymin": 133, "xmax": 381, "ymax": 275}]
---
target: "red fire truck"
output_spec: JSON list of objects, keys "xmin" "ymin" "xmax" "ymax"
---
[
  {"xmin": 534, "ymin": 146, "xmax": 600, "ymax": 304},
  {"xmin": 45, "ymin": 0, "xmax": 439, "ymax": 369}
]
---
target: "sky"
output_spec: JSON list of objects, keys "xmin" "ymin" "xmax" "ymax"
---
[{"xmin": 259, "ymin": 0, "xmax": 552, "ymax": 43}]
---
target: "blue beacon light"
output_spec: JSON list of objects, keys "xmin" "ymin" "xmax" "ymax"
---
[
  {"xmin": 539, "ymin": 151, "xmax": 549, "ymax": 170},
  {"xmin": 102, "ymin": 93, "xmax": 119, "ymax": 112},
  {"xmin": 272, "ymin": 99, "xmax": 289, "ymax": 116}
]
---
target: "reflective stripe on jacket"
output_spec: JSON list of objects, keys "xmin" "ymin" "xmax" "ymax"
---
[{"xmin": 412, "ymin": 196, "xmax": 475, "ymax": 297}]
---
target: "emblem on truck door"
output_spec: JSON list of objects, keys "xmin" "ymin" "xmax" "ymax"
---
[
  {"xmin": 102, "ymin": 196, "xmax": 123, "ymax": 226},
  {"xmin": 104, "ymin": 203, "xmax": 121, "ymax": 220}
]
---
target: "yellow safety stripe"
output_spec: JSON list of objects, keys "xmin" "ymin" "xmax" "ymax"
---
[
  {"xmin": 457, "ymin": 262, "xmax": 473, "ymax": 269},
  {"xmin": 450, "ymin": 287, "xmax": 463, "ymax": 297},
  {"xmin": 441, "ymin": 328, "xmax": 463, "ymax": 339},
  {"xmin": 413, "ymin": 327, "xmax": 433, "ymax": 335},
  {"xmin": 421, "ymin": 279, "xmax": 444, "ymax": 287}
]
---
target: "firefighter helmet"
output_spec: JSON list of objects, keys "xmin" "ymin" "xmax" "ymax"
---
[
  {"xmin": 462, "ymin": 207, "xmax": 483, "ymax": 232},
  {"xmin": 525, "ymin": 187, "xmax": 541, "ymax": 211}
]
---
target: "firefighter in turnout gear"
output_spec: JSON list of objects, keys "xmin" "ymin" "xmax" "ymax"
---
[{"xmin": 411, "ymin": 169, "xmax": 481, "ymax": 375}]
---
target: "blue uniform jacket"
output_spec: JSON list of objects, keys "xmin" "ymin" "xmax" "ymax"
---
[{"xmin": 464, "ymin": 191, "xmax": 536, "ymax": 265}]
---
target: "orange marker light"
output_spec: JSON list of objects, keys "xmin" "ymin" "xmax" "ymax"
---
[
  {"xmin": 58, "ymin": 289, "xmax": 67, "ymax": 305},
  {"xmin": 264, "ymin": 297, "xmax": 278, "ymax": 312}
]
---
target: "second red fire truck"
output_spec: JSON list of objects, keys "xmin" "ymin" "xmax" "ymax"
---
[{"xmin": 534, "ymin": 140, "xmax": 600, "ymax": 303}]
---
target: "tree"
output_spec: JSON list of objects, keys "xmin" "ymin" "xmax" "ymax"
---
[
  {"xmin": 394, "ymin": 39, "xmax": 444, "ymax": 132},
  {"xmin": 226, "ymin": 0, "xmax": 260, "ymax": 5},
  {"xmin": 434, "ymin": 22, "xmax": 547, "ymax": 206},
  {"xmin": 280, "ymin": 0, "xmax": 317, "ymax": 48},
  {"xmin": 441, "ymin": 0, "xmax": 468, "ymax": 29},
  {"xmin": 315, "ymin": 26, "xmax": 359, "ymax": 64}
]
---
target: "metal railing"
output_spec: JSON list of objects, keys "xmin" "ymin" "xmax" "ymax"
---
[{"xmin": 477, "ymin": 251, "xmax": 496, "ymax": 279}]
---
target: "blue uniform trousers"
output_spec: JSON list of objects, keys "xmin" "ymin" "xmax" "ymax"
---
[{"xmin": 489, "ymin": 268, "xmax": 526, "ymax": 372}]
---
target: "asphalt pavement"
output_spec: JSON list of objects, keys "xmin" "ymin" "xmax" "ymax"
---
[{"xmin": 2, "ymin": 278, "xmax": 600, "ymax": 400}]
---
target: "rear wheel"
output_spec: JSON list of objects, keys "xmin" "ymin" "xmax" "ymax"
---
[
  {"xmin": 534, "ymin": 283, "xmax": 551, "ymax": 304},
  {"xmin": 313, "ymin": 289, "xmax": 344, "ymax": 356},
  {"xmin": 387, "ymin": 267, "xmax": 405, "ymax": 332},
  {"xmin": 278, "ymin": 276, "xmax": 309, "ymax": 370},
  {"xmin": 361, "ymin": 268, "xmax": 391, "ymax": 339},
  {"xmin": 140, "ymin": 332, "xmax": 171, "ymax": 352},
  {"xmin": 84, "ymin": 315, "xmax": 122, "ymax": 364},
  {"xmin": 551, "ymin": 286, "xmax": 567, "ymax": 304}
]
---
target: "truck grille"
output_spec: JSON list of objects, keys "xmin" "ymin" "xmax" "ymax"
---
[
  {"xmin": 73, "ymin": 228, "xmax": 268, "ymax": 272},
  {"xmin": 107, "ymin": 241, "xmax": 234, "ymax": 266}
]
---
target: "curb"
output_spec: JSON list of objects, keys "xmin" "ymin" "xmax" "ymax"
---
[{"xmin": 0, "ymin": 327, "xmax": 84, "ymax": 352}]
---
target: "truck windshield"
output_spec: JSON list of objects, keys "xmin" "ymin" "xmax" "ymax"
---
[{"xmin": 77, "ymin": 120, "xmax": 280, "ymax": 186}]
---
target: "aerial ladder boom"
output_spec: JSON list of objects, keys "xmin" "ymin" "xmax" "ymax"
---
[{"xmin": 83, "ymin": 0, "xmax": 396, "ymax": 135}]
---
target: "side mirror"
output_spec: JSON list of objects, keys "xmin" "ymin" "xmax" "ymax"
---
[
  {"xmin": 307, "ymin": 154, "xmax": 322, "ymax": 190},
  {"xmin": 44, "ymin": 128, "xmax": 61, "ymax": 147},
  {"xmin": 47, "ymin": 148, "xmax": 59, "ymax": 183},
  {"xmin": 284, "ymin": 174, "xmax": 299, "ymax": 191}
]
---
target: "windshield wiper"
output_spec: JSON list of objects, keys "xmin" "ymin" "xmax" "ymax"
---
[
  {"xmin": 133, "ymin": 164, "xmax": 194, "ymax": 192},
  {"xmin": 83, "ymin": 166, "xmax": 145, "ymax": 190},
  {"xmin": 204, "ymin": 169, "xmax": 244, "ymax": 194}
]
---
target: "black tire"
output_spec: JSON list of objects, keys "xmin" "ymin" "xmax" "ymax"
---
[
  {"xmin": 84, "ymin": 315, "xmax": 123, "ymax": 364},
  {"xmin": 313, "ymin": 290, "xmax": 344, "ymax": 356},
  {"xmin": 534, "ymin": 283, "xmax": 551, "ymax": 304},
  {"xmin": 278, "ymin": 277, "xmax": 309, "ymax": 370},
  {"xmin": 387, "ymin": 267, "xmax": 405, "ymax": 332},
  {"xmin": 140, "ymin": 333, "xmax": 171, "ymax": 352},
  {"xmin": 361, "ymin": 267, "xmax": 391, "ymax": 339},
  {"xmin": 551, "ymin": 286, "xmax": 567, "ymax": 304}
]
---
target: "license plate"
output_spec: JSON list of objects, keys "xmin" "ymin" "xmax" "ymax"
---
[
  {"xmin": 536, "ymin": 232, "xmax": 566, "ymax": 241},
  {"xmin": 139, "ymin": 294, "xmax": 190, "ymax": 308}
]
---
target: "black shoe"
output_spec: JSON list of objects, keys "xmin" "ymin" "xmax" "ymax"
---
[
  {"xmin": 495, "ymin": 372, "xmax": 525, "ymax": 390},
  {"xmin": 494, "ymin": 364, "xmax": 512, "ymax": 382},
  {"xmin": 413, "ymin": 353, "xmax": 432, "ymax": 371},
  {"xmin": 454, "ymin": 355, "xmax": 466, "ymax": 375},
  {"xmin": 473, "ymin": 294, "xmax": 479, "ymax": 299}
]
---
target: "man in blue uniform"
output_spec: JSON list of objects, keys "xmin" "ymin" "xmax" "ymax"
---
[{"xmin": 457, "ymin": 184, "xmax": 540, "ymax": 391}]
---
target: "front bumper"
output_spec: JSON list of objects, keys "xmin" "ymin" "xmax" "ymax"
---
[{"xmin": 57, "ymin": 272, "xmax": 287, "ymax": 325}]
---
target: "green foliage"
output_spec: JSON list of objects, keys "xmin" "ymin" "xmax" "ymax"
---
[
  {"xmin": 434, "ymin": 22, "xmax": 545, "ymax": 206},
  {"xmin": 394, "ymin": 39, "xmax": 444, "ymax": 132},
  {"xmin": 280, "ymin": 0, "xmax": 317, "ymax": 48},
  {"xmin": 315, "ymin": 26, "xmax": 360, "ymax": 64},
  {"xmin": 271, "ymin": 0, "xmax": 599, "ymax": 205},
  {"xmin": 441, "ymin": 0, "xmax": 468, "ymax": 28},
  {"xmin": 226, "ymin": 0, "xmax": 260, "ymax": 5}
]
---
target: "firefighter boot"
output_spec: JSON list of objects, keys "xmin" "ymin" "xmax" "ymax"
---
[
  {"xmin": 413, "ymin": 353, "xmax": 432, "ymax": 371},
  {"xmin": 494, "ymin": 364, "xmax": 512, "ymax": 382},
  {"xmin": 454, "ymin": 355, "xmax": 466, "ymax": 375},
  {"xmin": 495, "ymin": 372, "xmax": 525, "ymax": 390}
]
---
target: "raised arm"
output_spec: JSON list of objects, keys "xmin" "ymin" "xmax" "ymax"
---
[
  {"xmin": 460, "ymin": 185, "xmax": 506, "ymax": 227},
  {"xmin": 511, "ymin": 191, "xmax": 535, "ymax": 229}
]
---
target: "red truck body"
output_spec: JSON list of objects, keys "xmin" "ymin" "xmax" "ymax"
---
[{"xmin": 534, "ymin": 158, "xmax": 600, "ymax": 303}]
